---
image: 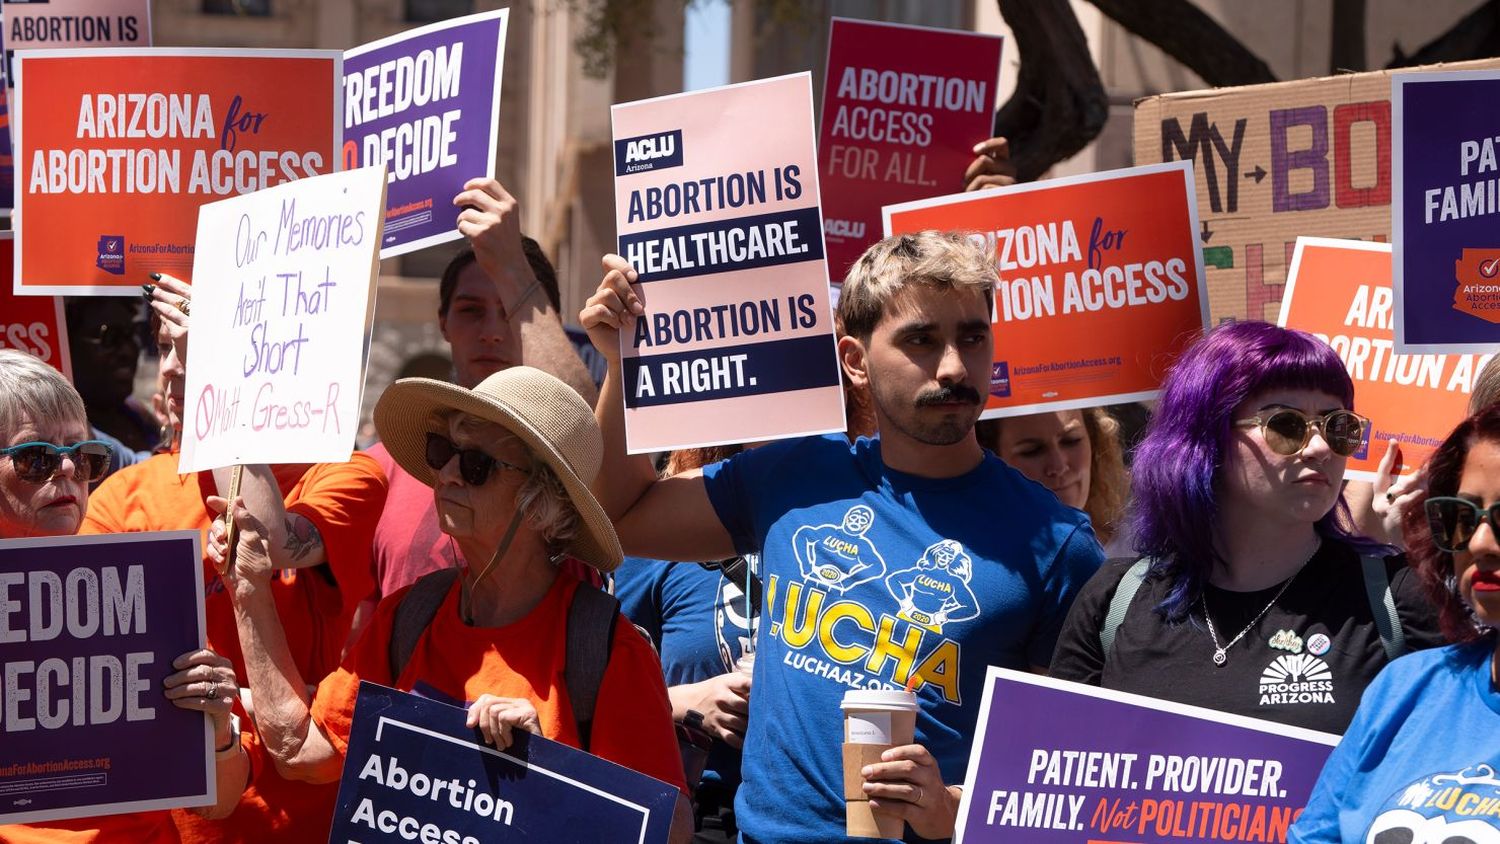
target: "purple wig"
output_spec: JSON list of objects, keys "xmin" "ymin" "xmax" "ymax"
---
[{"xmin": 1130, "ymin": 321, "xmax": 1382, "ymax": 622}]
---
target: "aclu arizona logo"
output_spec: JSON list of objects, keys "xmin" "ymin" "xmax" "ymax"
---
[
  {"xmin": 825, "ymin": 219, "xmax": 866, "ymax": 240},
  {"xmin": 1258, "ymin": 653, "xmax": 1334, "ymax": 707},
  {"xmin": 96, "ymin": 235, "xmax": 125, "ymax": 275},
  {"xmin": 614, "ymin": 129, "xmax": 684, "ymax": 176}
]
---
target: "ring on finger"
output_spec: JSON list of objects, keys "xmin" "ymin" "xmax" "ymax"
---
[
  {"xmin": 913, "ymin": 785, "xmax": 924, "ymax": 805},
  {"xmin": 206, "ymin": 683, "xmax": 218, "ymax": 701},
  {"xmin": 1386, "ymin": 491, "xmax": 1396, "ymax": 503},
  {"xmin": 175, "ymin": 298, "xmax": 191, "ymax": 316}
]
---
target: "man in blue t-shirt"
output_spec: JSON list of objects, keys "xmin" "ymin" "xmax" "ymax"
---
[{"xmin": 580, "ymin": 231, "xmax": 1104, "ymax": 843}]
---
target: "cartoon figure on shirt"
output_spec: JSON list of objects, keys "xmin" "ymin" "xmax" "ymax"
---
[
  {"xmin": 883, "ymin": 539, "xmax": 980, "ymax": 634},
  {"xmin": 1365, "ymin": 764, "xmax": 1500, "ymax": 843},
  {"xmin": 791, "ymin": 505, "xmax": 886, "ymax": 594}
]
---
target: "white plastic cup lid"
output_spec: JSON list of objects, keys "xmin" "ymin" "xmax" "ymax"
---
[{"xmin": 840, "ymin": 689, "xmax": 919, "ymax": 713}]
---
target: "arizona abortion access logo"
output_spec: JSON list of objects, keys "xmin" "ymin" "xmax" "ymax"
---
[
  {"xmin": 1452, "ymin": 248, "xmax": 1500, "ymax": 325},
  {"xmin": 614, "ymin": 130, "xmax": 684, "ymax": 176},
  {"xmin": 1257, "ymin": 653, "xmax": 1334, "ymax": 707},
  {"xmin": 96, "ymin": 235, "xmax": 125, "ymax": 275}
]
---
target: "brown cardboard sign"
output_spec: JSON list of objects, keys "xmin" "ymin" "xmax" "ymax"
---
[{"xmin": 1133, "ymin": 58, "xmax": 1500, "ymax": 323}]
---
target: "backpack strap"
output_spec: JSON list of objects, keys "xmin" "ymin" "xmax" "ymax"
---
[
  {"xmin": 566, "ymin": 581, "xmax": 620, "ymax": 753},
  {"xmin": 389, "ymin": 568, "xmax": 461, "ymax": 681},
  {"xmin": 1101, "ymin": 559, "xmax": 1151, "ymax": 661},
  {"xmin": 1360, "ymin": 554, "xmax": 1406, "ymax": 661}
]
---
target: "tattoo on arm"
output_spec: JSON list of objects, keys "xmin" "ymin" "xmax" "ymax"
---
[{"xmin": 282, "ymin": 514, "xmax": 324, "ymax": 564}]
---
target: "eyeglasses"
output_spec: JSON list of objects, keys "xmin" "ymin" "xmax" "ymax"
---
[
  {"xmin": 424, "ymin": 432, "xmax": 525, "ymax": 486},
  {"xmin": 1425, "ymin": 496, "xmax": 1500, "ymax": 553},
  {"xmin": 1, "ymin": 441, "xmax": 113, "ymax": 484},
  {"xmin": 1233, "ymin": 409, "xmax": 1369, "ymax": 457}
]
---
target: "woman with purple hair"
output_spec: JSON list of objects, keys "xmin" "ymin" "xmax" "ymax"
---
[
  {"xmin": 1050, "ymin": 321, "xmax": 1443, "ymax": 733},
  {"xmin": 1289, "ymin": 405, "xmax": 1500, "ymax": 843}
]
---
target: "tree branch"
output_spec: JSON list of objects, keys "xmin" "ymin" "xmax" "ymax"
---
[
  {"xmin": 993, "ymin": 0, "xmax": 1109, "ymax": 181},
  {"xmin": 1083, "ymin": 0, "xmax": 1277, "ymax": 86},
  {"xmin": 1330, "ymin": 0, "xmax": 1367, "ymax": 72},
  {"xmin": 1386, "ymin": 0, "xmax": 1500, "ymax": 67}
]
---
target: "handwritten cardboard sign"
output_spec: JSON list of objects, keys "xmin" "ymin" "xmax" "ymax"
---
[
  {"xmin": 1281, "ymin": 237, "xmax": 1491, "ymax": 480},
  {"xmin": 884, "ymin": 162, "xmax": 1210, "ymax": 417},
  {"xmin": 611, "ymin": 73, "xmax": 846, "ymax": 453},
  {"xmin": 954, "ymin": 669, "xmax": 1338, "ymax": 843},
  {"xmin": 344, "ymin": 9, "xmax": 507, "ymax": 258},
  {"xmin": 0, "ymin": 531, "xmax": 212, "ymax": 825},
  {"xmin": 1392, "ymin": 70, "xmax": 1500, "ymax": 353},
  {"xmin": 329, "ymin": 683, "xmax": 677, "ymax": 844},
  {"xmin": 12, "ymin": 48, "xmax": 341, "ymax": 295},
  {"xmin": 0, "ymin": 233, "xmax": 70, "ymax": 377},
  {"xmin": 178, "ymin": 165, "xmax": 386, "ymax": 473},
  {"xmin": 818, "ymin": 17, "xmax": 1002, "ymax": 283}
]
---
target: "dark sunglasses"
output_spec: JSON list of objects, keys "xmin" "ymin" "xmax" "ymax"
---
[
  {"xmin": 1, "ymin": 440, "xmax": 113, "ymax": 484},
  {"xmin": 1233, "ymin": 408, "xmax": 1369, "ymax": 457},
  {"xmin": 424, "ymin": 432, "xmax": 525, "ymax": 486},
  {"xmin": 1425, "ymin": 496, "xmax": 1500, "ymax": 553}
]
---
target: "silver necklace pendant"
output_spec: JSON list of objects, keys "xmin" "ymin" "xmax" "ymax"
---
[{"xmin": 1212, "ymin": 648, "xmax": 1228, "ymax": 666}]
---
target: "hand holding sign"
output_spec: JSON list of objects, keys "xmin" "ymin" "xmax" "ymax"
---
[
  {"xmin": 579, "ymin": 254, "xmax": 646, "ymax": 367},
  {"xmin": 145, "ymin": 273, "xmax": 193, "ymax": 365},
  {"xmin": 453, "ymin": 177, "xmax": 532, "ymax": 305},
  {"xmin": 963, "ymin": 137, "xmax": 1017, "ymax": 192}
]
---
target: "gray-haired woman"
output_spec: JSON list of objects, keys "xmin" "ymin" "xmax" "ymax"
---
[{"xmin": 0, "ymin": 349, "xmax": 248, "ymax": 842}]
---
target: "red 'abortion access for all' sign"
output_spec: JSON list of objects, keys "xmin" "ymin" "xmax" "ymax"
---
[{"xmin": 817, "ymin": 18, "xmax": 1002, "ymax": 284}]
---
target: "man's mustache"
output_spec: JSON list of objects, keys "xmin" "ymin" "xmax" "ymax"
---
[{"xmin": 914, "ymin": 384, "xmax": 982, "ymax": 407}]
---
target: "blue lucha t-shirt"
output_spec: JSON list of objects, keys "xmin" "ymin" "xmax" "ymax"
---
[
  {"xmin": 1290, "ymin": 639, "xmax": 1500, "ymax": 844},
  {"xmin": 613, "ymin": 555, "xmax": 757, "ymax": 796},
  {"xmin": 703, "ymin": 435, "xmax": 1103, "ymax": 843}
]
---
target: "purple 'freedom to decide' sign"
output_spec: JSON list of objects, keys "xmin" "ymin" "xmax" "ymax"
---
[
  {"xmin": 954, "ymin": 668, "xmax": 1339, "ymax": 844},
  {"xmin": 344, "ymin": 9, "xmax": 507, "ymax": 258},
  {"xmin": 1393, "ymin": 70, "xmax": 1500, "ymax": 354},
  {"xmin": 0, "ymin": 531, "xmax": 213, "ymax": 825}
]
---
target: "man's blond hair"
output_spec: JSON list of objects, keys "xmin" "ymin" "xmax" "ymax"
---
[{"xmin": 837, "ymin": 231, "xmax": 996, "ymax": 339}]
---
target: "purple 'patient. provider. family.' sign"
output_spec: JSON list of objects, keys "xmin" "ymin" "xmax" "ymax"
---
[
  {"xmin": 344, "ymin": 9, "xmax": 508, "ymax": 258},
  {"xmin": 0, "ymin": 531, "xmax": 212, "ymax": 825},
  {"xmin": 955, "ymin": 668, "xmax": 1339, "ymax": 844},
  {"xmin": 1393, "ymin": 70, "xmax": 1500, "ymax": 354}
]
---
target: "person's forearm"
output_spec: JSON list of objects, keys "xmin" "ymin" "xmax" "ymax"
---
[
  {"xmin": 515, "ymin": 300, "xmax": 600, "ymax": 406},
  {"xmin": 230, "ymin": 581, "xmax": 343, "ymax": 783},
  {"xmin": 196, "ymin": 738, "xmax": 250, "ymax": 819},
  {"xmin": 666, "ymin": 679, "xmax": 708, "ymax": 722},
  {"xmin": 215, "ymin": 464, "xmax": 326, "ymax": 570},
  {"xmin": 591, "ymin": 358, "xmax": 662, "ymax": 520}
]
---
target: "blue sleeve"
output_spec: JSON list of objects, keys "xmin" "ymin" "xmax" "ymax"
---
[
  {"xmin": 702, "ymin": 438, "xmax": 807, "ymax": 557},
  {"xmin": 702, "ymin": 453, "xmax": 756, "ymax": 557},
  {"xmin": 1026, "ymin": 522, "xmax": 1105, "ymax": 668},
  {"xmin": 1290, "ymin": 659, "xmax": 1404, "ymax": 844},
  {"xmin": 1288, "ymin": 687, "xmax": 1384, "ymax": 843},
  {"xmin": 612, "ymin": 558, "xmax": 666, "ymax": 655}
]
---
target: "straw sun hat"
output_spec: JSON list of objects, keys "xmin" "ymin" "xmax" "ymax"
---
[{"xmin": 374, "ymin": 366, "xmax": 622, "ymax": 572}]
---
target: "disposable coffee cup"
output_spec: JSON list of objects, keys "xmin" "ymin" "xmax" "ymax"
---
[{"xmin": 841, "ymin": 689, "xmax": 919, "ymax": 839}]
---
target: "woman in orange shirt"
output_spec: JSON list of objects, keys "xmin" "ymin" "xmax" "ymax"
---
[
  {"xmin": 80, "ymin": 276, "xmax": 387, "ymax": 843},
  {"xmin": 0, "ymin": 349, "xmax": 248, "ymax": 843},
  {"xmin": 214, "ymin": 366, "xmax": 689, "ymax": 838}
]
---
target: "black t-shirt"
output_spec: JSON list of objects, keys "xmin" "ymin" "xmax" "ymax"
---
[{"xmin": 1049, "ymin": 541, "xmax": 1446, "ymax": 734}]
